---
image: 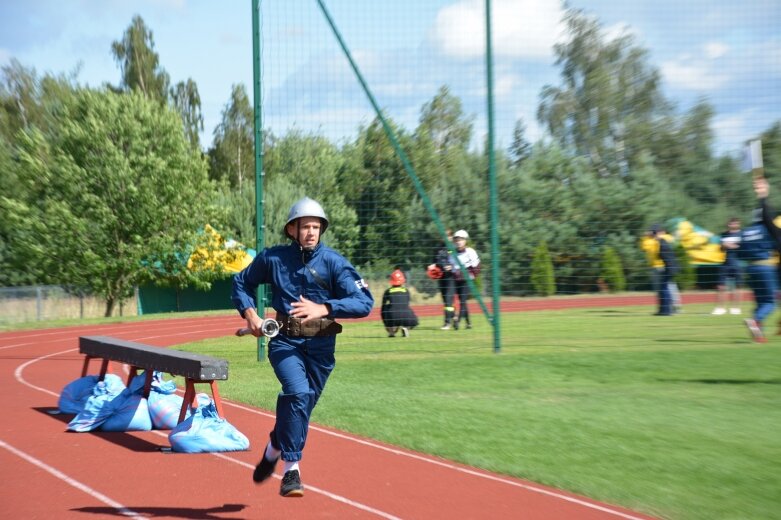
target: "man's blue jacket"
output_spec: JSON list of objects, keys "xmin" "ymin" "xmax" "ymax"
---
[{"xmin": 232, "ymin": 242, "xmax": 373, "ymax": 322}]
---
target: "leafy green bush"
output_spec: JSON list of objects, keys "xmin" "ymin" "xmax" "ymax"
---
[
  {"xmin": 600, "ymin": 246, "xmax": 626, "ymax": 293},
  {"xmin": 674, "ymin": 243, "xmax": 697, "ymax": 290},
  {"xmin": 531, "ymin": 241, "xmax": 556, "ymax": 296}
]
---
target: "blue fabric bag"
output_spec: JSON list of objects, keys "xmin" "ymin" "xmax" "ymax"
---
[
  {"xmin": 100, "ymin": 372, "xmax": 152, "ymax": 432},
  {"xmin": 59, "ymin": 374, "xmax": 125, "ymax": 414},
  {"xmin": 67, "ymin": 379, "xmax": 124, "ymax": 432},
  {"xmin": 101, "ymin": 394, "xmax": 152, "ymax": 431},
  {"xmin": 168, "ymin": 395, "xmax": 250, "ymax": 453},
  {"xmin": 147, "ymin": 372, "xmax": 188, "ymax": 430}
]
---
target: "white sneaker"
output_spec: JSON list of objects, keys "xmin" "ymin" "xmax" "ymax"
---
[
  {"xmin": 730, "ymin": 308, "xmax": 741, "ymax": 315},
  {"xmin": 401, "ymin": 327, "xmax": 409, "ymax": 337},
  {"xmin": 711, "ymin": 308, "xmax": 726, "ymax": 315},
  {"xmin": 744, "ymin": 318, "xmax": 766, "ymax": 342},
  {"xmin": 440, "ymin": 324, "xmax": 451, "ymax": 330}
]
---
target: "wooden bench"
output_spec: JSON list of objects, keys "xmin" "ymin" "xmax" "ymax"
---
[{"xmin": 79, "ymin": 336, "xmax": 229, "ymax": 424}]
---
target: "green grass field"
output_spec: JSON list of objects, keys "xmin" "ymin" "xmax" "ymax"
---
[{"xmin": 151, "ymin": 305, "xmax": 781, "ymax": 518}]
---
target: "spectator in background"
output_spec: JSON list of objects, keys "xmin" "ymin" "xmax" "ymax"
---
[
  {"xmin": 712, "ymin": 217, "xmax": 742, "ymax": 315},
  {"xmin": 736, "ymin": 204, "xmax": 776, "ymax": 343},
  {"xmin": 640, "ymin": 227, "xmax": 665, "ymax": 297},
  {"xmin": 753, "ymin": 176, "xmax": 781, "ymax": 336},
  {"xmin": 450, "ymin": 229, "xmax": 481, "ymax": 329},
  {"xmin": 428, "ymin": 229, "xmax": 456, "ymax": 330},
  {"xmin": 660, "ymin": 226, "xmax": 683, "ymax": 314},
  {"xmin": 381, "ymin": 268, "xmax": 419, "ymax": 337},
  {"xmin": 641, "ymin": 224, "xmax": 681, "ymax": 313},
  {"xmin": 649, "ymin": 224, "xmax": 679, "ymax": 316}
]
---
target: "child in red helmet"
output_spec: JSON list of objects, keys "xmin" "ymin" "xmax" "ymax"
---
[{"xmin": 381, "ymin": 268, "xmax": 419, "ymax": 337}]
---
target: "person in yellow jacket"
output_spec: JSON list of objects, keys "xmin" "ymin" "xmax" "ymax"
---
[{"xmin": 640, "ymin": 225, "xmax": 682, "ymax": 313}]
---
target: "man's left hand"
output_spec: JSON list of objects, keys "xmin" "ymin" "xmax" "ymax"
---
[{"xmin": 290, "ymin": 295, "xmax": 329, "ymax": 323}]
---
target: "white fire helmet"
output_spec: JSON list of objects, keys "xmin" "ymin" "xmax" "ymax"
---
[{"xmin": 284, "ymin": 197, "xmax": 329, "ymax": 240}]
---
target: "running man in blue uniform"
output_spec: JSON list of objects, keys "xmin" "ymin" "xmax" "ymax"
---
[{"xmin": 232, "ymin": 197, "xmax": 373, "ymax": 496}]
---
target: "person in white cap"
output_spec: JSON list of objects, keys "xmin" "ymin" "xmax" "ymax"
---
[{"xmin": 450, "ymin": 229, "xmax": 481, "ymax": 329}]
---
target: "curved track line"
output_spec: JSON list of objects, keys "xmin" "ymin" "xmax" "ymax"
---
[
  {"xmin": 0, "ymin": 439, "xmax": 145, "ymax": 520},
  {"xmin": 15, "ymin": 348, "xmax": 75, "ymax": 397}
]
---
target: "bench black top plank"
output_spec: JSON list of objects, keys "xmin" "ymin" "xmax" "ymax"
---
[{"xmin": 79, "ymin": 336, "xmax": 228, "ymax": 381}]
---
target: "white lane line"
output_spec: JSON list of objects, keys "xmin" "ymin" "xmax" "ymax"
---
[
  {"xmin": 0, "ymin": 324, "xmax": 234, "ymax": 352},
  {"xmin": 0, "ymin": 438, "xmax": 146, "ymax": 520},
  {"xmin": 0, "ymin": 315, "xmax": 236, "ymax": 342},
  {"xmin": 14, "ymin": 348, "xmax": 74, "ymax": 397},
  {"xmin": 222, "ymin": 403, "xmax": 649, "ymax": 520},
  {"xmin": 209, "ymin": 450, "xmax": 403, "ymax": 520},
  {"xmin": 0, "ymin": 342, "xmax": 36, "ymax": 350},
  {"xmin": 12, "ymin": 331, "xmax": 651, "ymax": 520}
]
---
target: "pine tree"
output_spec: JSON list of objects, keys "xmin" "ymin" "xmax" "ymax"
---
[
  {"xmin": 531, "ymin": 241, "xmax": 556, "ymax": 296},
  {"xmin": 600, "ymin": 246, "xmax": 626, "ymax": 292}
]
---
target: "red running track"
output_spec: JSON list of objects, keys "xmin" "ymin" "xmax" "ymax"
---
[{"xmin": 0, "ymin": 297, "xmax": 674, "ymax": 519}]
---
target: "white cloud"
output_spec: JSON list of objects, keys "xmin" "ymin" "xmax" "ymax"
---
[
  {"xmin": 703, "ymin": 41, "xmax": 729, "ymax": 59},
  {"xmin": 661, "ymin": 60, "xmax": 729, "ymax": 90},
  {"xmin": 712, "ymin": 111, "xmax": 752, "ymax": 152},
  {"xmin": 494, "ymin": 73, "xmax": 520, "ymax": 97},
  {"xmin": 432, "ymin": 0, "xmax": 564, "ymax": 60}
]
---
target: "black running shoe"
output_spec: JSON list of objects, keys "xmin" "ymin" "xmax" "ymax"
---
[
  {"xmin": 280, "ymin": 470, "xmax": 304, "ymax": 497},
  {"xmin": 252, "ymin": 453, "xmax": 279, "ymax": 483}
]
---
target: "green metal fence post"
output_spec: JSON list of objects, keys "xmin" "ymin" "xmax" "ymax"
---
[
  {"xmin": 252, "ymin": 0, "xmax": 267, "ymax": 362},
  {"xmin": 485, "ymin": 0, "xmax": 501, "ymax": 353}
]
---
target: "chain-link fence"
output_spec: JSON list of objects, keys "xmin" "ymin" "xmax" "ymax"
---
[{"xmin": 0, "ymin": 286, "xmax": 137, "ymax": 326}]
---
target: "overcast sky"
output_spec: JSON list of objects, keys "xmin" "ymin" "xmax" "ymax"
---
[{"xmin": 1, "ymin": 0, "xmax": 779, "ymax": 156}]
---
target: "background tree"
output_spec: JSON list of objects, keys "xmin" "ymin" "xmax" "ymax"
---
[
  {"xmin": 530, "ymin": 241, "xmax": 556, "ymax": 296},
  {"xmin": 264, "ymin": 129, "xmax": 358, "ymax": 254},
  {"xmin": 111, "ymin": 15, "xmax": 170, "ymax": 102},
  {"xmin": 6, "ymin": 90, "xmax": 219, "ymax": 316},
  {"xmin": 673, "ymin": 243, "xmax": 697, "ymax": 290},
  {"xmin": 0, "ymin": 63, "xmax": 80, "ymax": 286},
  {"xmin": 340, "ymin": 117, "xmax": 417, "ymax": 270},
  {"xmin": 208, "ymin": 84, "xmax": 254, "ymax": 191},
  {"xmin": 508, "ymin": 118, "xmax": 532, "ymax": 169},
  {"xmin": 538, "ymin": 8, "xmax": 667, "ymax": 176},
  {"xmin": 170, "ymin": 78, "xmax": 204, "ymax": 149},
  {"xmin": 600, "ymin": 246, "xmax": 626, "ymax": 292}
]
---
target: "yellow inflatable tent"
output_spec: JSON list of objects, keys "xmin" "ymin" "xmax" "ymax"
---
[
  {"xmin": 186, "ymin": 224, "xmax": 254, "ymax": 274},
  {"xmin": 666, "ymin": 218, "xmax": 725, "ymax": 265}
]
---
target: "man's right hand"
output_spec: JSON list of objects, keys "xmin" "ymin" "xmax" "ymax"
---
[{"xmin": 242, "ymin": 307, "xmax": 263, "ymax": 337}]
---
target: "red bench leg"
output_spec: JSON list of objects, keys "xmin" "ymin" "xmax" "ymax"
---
[
  {"xmin": 176, "ymin": 379, "xmax": 225, "ymax": 424},
  {"xmin": 178, "ymin": 380, "xmax": 196, "ymax": 424},
  {"xmin": 126, "ymin": 367, "xmax": 138, "ymax": 387},
  {"xmin": 210, "ymin": 381, "xmax": 225, "ymax": 419},
  {"xmin": 142, "ymin": 370, "xmax": 154, "ymax": 398},
  {"xmin": 98, "ymin": 359, "xmax": 110, "ymax": 381},
  {"xmin": 80, "ymin": 356, "xmax": 94, "ymax": 377}
]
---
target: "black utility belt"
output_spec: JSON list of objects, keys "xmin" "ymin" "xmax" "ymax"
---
[{"xmin": 276, "ymin": 316, "xmax": 343, "ymax": 337}]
